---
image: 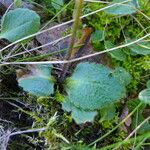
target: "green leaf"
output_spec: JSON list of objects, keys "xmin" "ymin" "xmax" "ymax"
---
[
  {"xmin": 128, "ymin": 40, "xmax": 150, "ymax": 55},
  {"xmin": 91, "ymin": 30, "xmax": 105, "ymax": 50},
  {"xmin": 17, "ymin": 65, "xmax": 54, "ymax": 97},
  {"xmin": 62, "ymin": 98, "xmax": 97, "ymax": 124},
  {"xmin": 105, "ymin": 41, "xmax": 127, "ymax": 61},
  {"xmin": 99, "ymin": 104, "xmax": 116, "ymax": 122},
  {"xmin": 139, "ymin": 89, "xmax": 150, "ymax": 104},
  {"xmin": 14, "ymin": 0, "xmax": 22, "ymax": 7},
  {"xmin": 146, "ymin": 80, "xmax": 150, "ymax": 88},
  {"xmin": 51, "ymin": 0, "xmax": 64, "ymax": 11},
  {"xmin": 0, "ymin": 8, "xmax": 40, "ymax": 42},
  {"xmin": 105, "ymin": 0, "xmax": 137, "ymax": 15},
  {"xmin": 91, "ymin": 30, "xmax": 104, "ymax": 43},
  {"xmin": 65, "ymin": 62, "xmax": 126, "ymax": 111},
  {"xmin": 72, "ymin": 109, "xmax": 97, "ymax": 124},
  {"xmin": 113, "ymin": 67, "xmax": 132, "ymax": 86}
]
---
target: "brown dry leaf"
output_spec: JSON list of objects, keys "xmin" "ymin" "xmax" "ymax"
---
[
  {"xmin": 72, "ymin": 28, "xmax": 112, "ymax": 66},
  {"xmin": 120, "ymin": 105, "xmax": 132, "ymax": 133},
  {"xmin": 36, "ymin": 23, "xmax": 71, "ymax": 56},
  {"xmin": 120, "ymin": 105, "xmax": 132, "ymax": 127},
  {"xmin": 36, "ymin": 23, "xmax": 111, "ymax": 65},
  {"xmin": 16, "ymin": 65, "xmax": 39, "ymax": 79},
  {"xmin": 71, "ymin": 27, "xmax": 93, "ymax": 58}
]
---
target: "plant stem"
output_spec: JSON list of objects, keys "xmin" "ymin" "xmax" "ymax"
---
[{"xmin": 61, "ymin": 0, "xmax": 84, "ymax": 81}]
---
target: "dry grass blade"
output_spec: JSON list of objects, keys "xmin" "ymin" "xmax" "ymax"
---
[
  {"xmin": 1, "ymin": 32, "xmax": 150, "ymax": 65},
  {"xmin": 0, "ymin": 127, "xmax": 11, "ymax": 150}
]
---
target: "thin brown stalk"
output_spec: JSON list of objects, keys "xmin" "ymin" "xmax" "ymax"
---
[{"xmin": 61, "ymin": 0, "xmax": 84, "ymax": 80}]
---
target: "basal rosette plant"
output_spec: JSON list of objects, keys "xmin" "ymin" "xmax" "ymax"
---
[{"xmin": 17, "ymin": 62, "xmax": 132, "ymax": 124}]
